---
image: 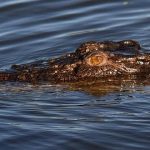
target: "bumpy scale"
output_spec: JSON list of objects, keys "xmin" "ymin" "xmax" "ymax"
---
[{"xmin": 0, "ymin": 40, "xmax": 149, "ymax": 83}]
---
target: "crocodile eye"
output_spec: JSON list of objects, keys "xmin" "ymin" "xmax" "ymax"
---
[
  {"xmin": 85, "ymin": 52, "xmax": 108, "ymax": 66},
  {"xmin": 119, "ymin": 40, "xmax": 141, "ymax": 50}
]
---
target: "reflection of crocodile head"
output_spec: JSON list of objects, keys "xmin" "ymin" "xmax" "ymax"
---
[{"xmin": 0, "ymin": 40, "xmax": 150, "ymax": 83}]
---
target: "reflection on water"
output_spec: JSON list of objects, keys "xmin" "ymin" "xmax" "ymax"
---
[{"xmin": 0, "ymin": 0, "xmax": 150, "ymax": 149}]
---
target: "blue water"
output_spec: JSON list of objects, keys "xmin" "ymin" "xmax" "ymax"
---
[{"xmin": 0, "ymin": 0, "xmax": 150, "ymax": 149}]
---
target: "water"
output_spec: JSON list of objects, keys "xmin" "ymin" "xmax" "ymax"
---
[{"xmin": 0, "ymin": 0, "xmax": 150, "ymax": 149}]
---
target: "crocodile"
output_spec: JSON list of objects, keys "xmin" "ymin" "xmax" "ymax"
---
[{"xmin": 0, "ymin": 40, "xmax": 150, "ymax": 84}]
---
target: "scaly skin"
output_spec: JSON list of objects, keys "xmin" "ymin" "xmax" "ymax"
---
[{"xmin": 0, "ymin": 40, "xmax": 150, "ymax": 83}]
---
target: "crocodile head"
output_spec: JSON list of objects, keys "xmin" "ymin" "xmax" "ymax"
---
[{"xmin": 46, "ymin": 40, "xmax": 150, "ymax": 82}]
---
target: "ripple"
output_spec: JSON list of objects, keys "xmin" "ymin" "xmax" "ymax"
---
[{"xmin": 0, "ymin": 0, "xmax": 150, "ymax": 149}]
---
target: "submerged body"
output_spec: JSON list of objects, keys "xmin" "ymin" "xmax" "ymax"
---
[{"xmin": 0, "ymin": 40, "xmax": 150, "ymax": 83}]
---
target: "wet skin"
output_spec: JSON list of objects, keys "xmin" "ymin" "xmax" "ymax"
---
[{"xmin": 0, "ymin": 40, "xmax": 150, "ymax": 83}]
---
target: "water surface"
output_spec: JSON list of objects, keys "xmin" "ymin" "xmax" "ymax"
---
[{"xmin": 0, "ymin": 0, "xmax": 150, "ymax": 149}]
